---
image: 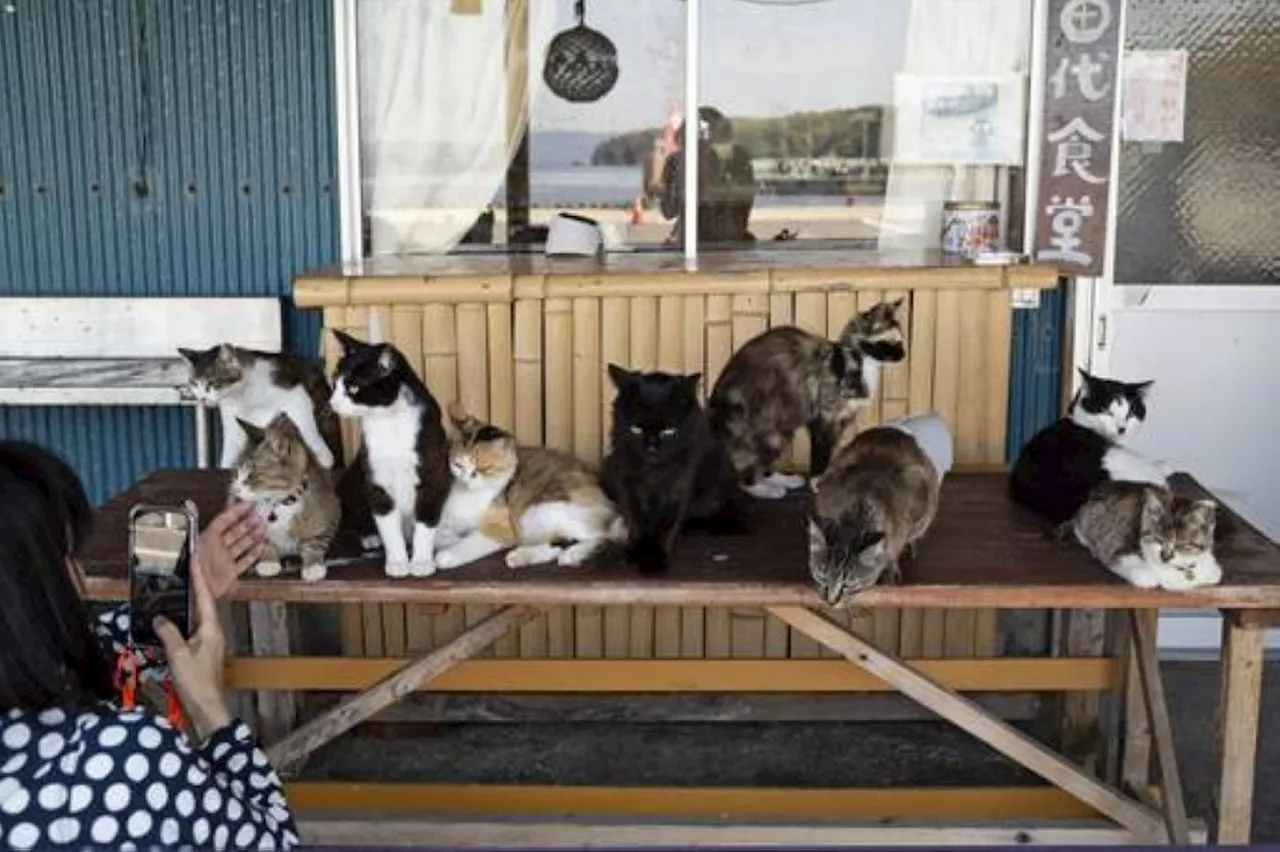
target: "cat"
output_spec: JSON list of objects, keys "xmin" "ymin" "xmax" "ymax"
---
[
  {"xmin": 1009, "ymin": 368, "xmax": 1172, "ymax": 525},
  {"xmin": 1063, "ymin": 481, "xmax": 1222, "ymax": 590},
  {"xmin": 179, "ymin": 343, "xmax": 344, "ymax": 471},
  {"xmin": 228, "ymin": 412, "xmax": 341, "ymax": 582},
  {"xmin": 601, "ymin": 365, "xmax": 745, "ymax": 576},
  {"xmin": 432, "ymin": 402, "xmax": 628, "ymax": 570},
  {"xmin": 708, "ymin": 298, "xmax": 906, "ymax": 499},
  {"xmin": 807, "ymin": 424, "xmax": 941, "ymax": 607},
  {"xmin": 328, "ymin": 330, "xmax": 451, "ymax": 578}
]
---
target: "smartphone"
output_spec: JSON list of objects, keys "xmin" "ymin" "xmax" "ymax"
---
[{"xmin": 128, "ymin": 503, "xmax": 197, "ymax": 650}]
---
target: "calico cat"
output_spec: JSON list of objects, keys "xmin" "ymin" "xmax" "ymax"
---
[
  {"xmin": 1010, "ymin": 368, "xmax": 1171, "ymax": 525},
  {"xmin": 708, "ymin": 298, "xmax": 906, "ymax": 499},
  {"xmin": 601, "ymin": 365, "xmax": 744, "ymax": 576},
  {"xmin": 180, "ymin": 343, "xmax": 344, "ymax": 470},
  {"xmin": 807, "ymin": 424, "xmax": 941, "ymax": 607},
  {"xmin": 328, "ymin": 330, "xmax": 451, "ymax": 577},
  {"xmin": 432, "ymin": 402, "xmax": 627, "ymax": 570},
  {"xmin": 1065, "ymin": 481, "xmax": 1222, "ymax": 590},
  {"xmin": 229, "ymin": 412, "xmax": 341, "ymax": 582}
]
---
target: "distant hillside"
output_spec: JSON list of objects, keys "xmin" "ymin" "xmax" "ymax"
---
[
  {"xmin": 590, "ymin": 108, "xmax": 883, "ymax": 166},
  {"xmin": 529, "ymin": 131, "xmax": 613, "ymax": 169}
]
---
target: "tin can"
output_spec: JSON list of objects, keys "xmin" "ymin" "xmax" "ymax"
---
[{"xmin": 940, "ymin": 201, "xmax": 1001, "ymax": 257}]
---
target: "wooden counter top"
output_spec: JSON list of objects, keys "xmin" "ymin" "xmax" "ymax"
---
[{"xmin": 294, "ymin": 249, "xmax": 1061, "ymax": 307}]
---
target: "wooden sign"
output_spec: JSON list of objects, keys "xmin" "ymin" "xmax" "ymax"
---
[{"xmin": 1033, "ymin": 0, "xmax": 1121, "ymax": 277}]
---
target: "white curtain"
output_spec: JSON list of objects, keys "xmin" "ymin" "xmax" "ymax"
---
[
  {"xmin": 359, "ymin": 0, "xmax": 556, "ymax": 254},
  {"xmin": 877, "ymin": 0, "xmax": 1031, "ymax": 251}
]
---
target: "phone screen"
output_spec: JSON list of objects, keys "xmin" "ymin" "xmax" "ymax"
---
[{"xmin": 128, "ymin": 507, "xmax": 194, "ymax": 648}]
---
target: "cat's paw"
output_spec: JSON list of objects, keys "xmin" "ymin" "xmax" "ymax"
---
[
  {"xmin": 254, "ymin": 560, "xmax": 282, "ymax": 579},
  {"xmin": 506, "ymin": 544, "xmax": 562, "ymax": 569},
  {"xmin": 314, "ymin": 446, "xmax": 336, "ymax": 469},
  {"xmin": 360, "ymin": 535, "xmax": 383, "ymax": 552},
  {"xmin": 384, "ymin": 559, "xmax": 411, "ymax": 579},
  {"xmin": 743, "ymin": 479, "xmax": 789, "ymax": 500},
  {"xmin": 762, "ymin": 471, "xmax": 807, "ymax": 491},
  {"xmin": 1125, "ymin": 565, "xmax": 1162, "ymax": 589},
  {"xmin": 1155, "ymin": 565, "xmax": 1198, "ymax": 591},
  {"xmin": 408, "ymin": 555, "xmax": 437, "ymax": 577},
  {"xmin": 434, "ymin": 547, "xmax": 470, "ymax": 571},
  {"xmin": 301, "ymin": 563, "xmax": 328, "ymax": 583},
  {"xmin": 558, "ymin": 541, "xmax": 600, "ymax": 566}
]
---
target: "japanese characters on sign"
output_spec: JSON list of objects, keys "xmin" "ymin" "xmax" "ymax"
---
[{"xmin": 1034, "ymin": 0, "xmax": 1121, "ymax": 276}]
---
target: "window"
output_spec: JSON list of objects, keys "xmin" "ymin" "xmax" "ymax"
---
[{"xmin": 351, "ymin": 0, "xmax": 1032, "ymax": 258}]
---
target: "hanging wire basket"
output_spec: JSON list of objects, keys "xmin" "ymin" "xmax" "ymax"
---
[{"xmin": 542, "ymin": 0, "xmax": 618, "ymax": 103}]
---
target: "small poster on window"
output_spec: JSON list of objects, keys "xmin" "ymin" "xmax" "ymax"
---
[
  {"xmin": 893, "ymin": 73, "xmax": 1027, "ymax": 166},
  {"xmin": 1121, "ymin": 49, "xmax": 1188, "ymax": 143}
]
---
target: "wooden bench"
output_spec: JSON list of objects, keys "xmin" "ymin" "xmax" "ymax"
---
[
  {"xmin": 0, "ymin": 297, "xmax": 282, "ymax": 468},
  {"xmin": 79, "ymin": 467, "xmax": 1280, "ymax": 846}
]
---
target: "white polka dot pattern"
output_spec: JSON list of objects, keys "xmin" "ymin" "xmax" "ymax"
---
[{"xmin": 2, "ymin": 605, "xmax": 300, "ymax": 850}]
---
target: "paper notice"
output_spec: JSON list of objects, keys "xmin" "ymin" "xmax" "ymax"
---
[{"xmin": 1122, "ymin": 49, "xmax": 1188, "ymax": 143}]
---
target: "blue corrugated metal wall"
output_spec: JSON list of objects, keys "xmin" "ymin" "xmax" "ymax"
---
[
  {"xmin": 0, "ymin": 0, "xmax": 337, "ymax": 504},
  {"xmin": 1006, "ymin": 282, "xmax": 1067, "ymax": 460}
]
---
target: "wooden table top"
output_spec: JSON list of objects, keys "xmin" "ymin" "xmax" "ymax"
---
[{"xmin": 79, "ymin": 470, "xmax": 1280, "ymax": 610}]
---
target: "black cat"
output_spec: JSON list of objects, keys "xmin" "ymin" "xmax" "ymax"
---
[{"xmin": 600, "ymin": 365, "xmax": 744, "ymax": 576}]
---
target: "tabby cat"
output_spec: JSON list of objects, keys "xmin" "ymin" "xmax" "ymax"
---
[
  {"xmin": 600, "ymin": 365, "xmax": 744, "ymax": 576},
  {"xmin": 329, "ymin": 330, "xmax": 451, "ymax": 577},
  {"xmin": 433, "ymin": 402, "xmax": 627, "ymax": 569},
  {"xmin": 807, "ymin": 424, "xmax": 941, "ymax": 607},
  {"xmin": 1010, "ymin": 369, "xmax": 1170, "ymax": 525},
  {"xmin": 1065, "ymin": 481, "xmax": 1222, "ymax": 590},
  {"xmin": 229, "ymin": 412, "xmax": 341, "ymax": 582},
  {"xmin": 179, "ymin": 343, "xmax": 344, "ymax": 470},
  {"xmin": 708, "ymin": 298, "xmax": 906, "ymax": 499}
]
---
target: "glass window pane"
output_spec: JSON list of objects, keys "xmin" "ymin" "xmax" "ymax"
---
[{"xmin": 357, "ymin": 0, "xmax": 685, "ymax": 256}]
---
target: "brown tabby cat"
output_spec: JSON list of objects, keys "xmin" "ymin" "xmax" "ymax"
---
[
  {"xmin": 807, "ymin": 425, "xmax": 940, "ymax": 606},
  {"xmin": 708, "ymin": 298, "xmax": 906, "ymax": 499},
  {"xmin": 433, "ymin": 402, "xmax": 627, "ymax": 570},
  {"xmin": 229, "ymin": 412, "xmax": 342, "ymax": 582},
  {"xmin": 1064, "ymin": 481, "xmax": 1222, "ymax": 590}
]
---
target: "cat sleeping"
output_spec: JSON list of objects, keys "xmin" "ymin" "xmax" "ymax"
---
[
  {"xmin": 807, "ymin": 418, "xmax": 946, "ymax": 607},
  {"xmin": 329, "ymin": 330, "xmax": 451, "ymax": 578},
  {"xmin": 1010, "ymin": 368, "xmax": 1172, "ymax": 525},
  {"xmin": 708, "ymin": 298, "xmax": 906, "ymax": 499},
  {"xmin": 229, "ymin": 412, "xmax": 341, "ymax": 582},
  {"xmin": 601, "ymin": 365, "xmax": 744, "ymax": 576},
  {"xmin": 1064, "ymin": 481, "xmax": 1222, "ymax": 590},
  {"xmin": 433, "ymin": 402, "xmax": 627, "ymax": 570},
  {"xmin": 180, "ymin": 343, "xmax": 344, "ymax": 470}
]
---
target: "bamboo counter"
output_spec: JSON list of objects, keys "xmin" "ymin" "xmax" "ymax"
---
[{"xmin": 293, "ymin": 249, "xmax": 1061, "ymax": 667}]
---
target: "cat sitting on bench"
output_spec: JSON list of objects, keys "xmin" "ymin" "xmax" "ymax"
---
[{"xmin": 180, "ymin": 343, "xmax": 344, "ymax": 470}]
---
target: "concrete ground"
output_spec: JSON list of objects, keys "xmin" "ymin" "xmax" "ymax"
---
[{"xmin": 300, "ymin": 661, "xmax": 1278, "ymax": 839}]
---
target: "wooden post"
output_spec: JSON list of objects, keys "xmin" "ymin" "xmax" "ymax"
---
[
  {"xmin": 249, "ymin": 602, "xmax": 297, "ymax": 748},
  {"xmin": 1121, "ymin": 610, "xmax": 1156, "ymax": 796},
  {"xmin": 1213, "ymin": 610, "xmax": 1268, "ymax": 844},
  {"xmin": 1128, "ymin": 609, "xmax": 1189, "ymax": 844}
]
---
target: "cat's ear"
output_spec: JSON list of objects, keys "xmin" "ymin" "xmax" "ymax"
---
[
  {"xmin": 1187, "ymin": 499, "xmax": 1218, "ymax": 530},
  {"xmin": 1129, "ymin": 379, "xmax": 1154, "ymax": 398},
  {"xmin": 1140, "ymin": 488, "xmax": 1168, "ymax": 523},
  {"xmin": 888, "ymin": 296, "xmax": 905, "ymax": 314},
  {"xmin": 217, "ymin": 343, "xmax": 237, "ymax": 365},
  {"xmin": 331, "ymin": 329, "xmax": 364, "ymax": 354},
  {"xmin": 376, "ymin": 346, "xmax": 396, "ymax": 375},
  {"xmin": 446, "ymin": 400, "xmax": 481, "ymax": 434},
  {"xmin": 237, "ymin": 418, "xmax": 266, "ymax": 445},
  {"xmin": 267, "ymin": 411, "xmax": 299, "ymax": 436},
  {"xmin": 177, "ymin": 347, "xmax": 199, "ymax": 365},
  {"xmin": 607, "ymin": 363, "xmax": 635, "ymax": 391},
  {"xmin": 680, "ymin": 372, "xmax": 703, "ymax": 397}
]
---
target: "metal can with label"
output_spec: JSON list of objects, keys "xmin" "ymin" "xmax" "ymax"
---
[{"xmin": 940, "ymin": 201, "xmax": 1001, "ymax": 258}]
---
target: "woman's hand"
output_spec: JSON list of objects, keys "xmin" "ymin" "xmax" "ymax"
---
[
  {"xmin": 192, "ymin": 500, "xmax": 267, "ymax": 599},
  {"xmin": 154, "ymin": 555, "xmax": 232, "ymax": 742}
]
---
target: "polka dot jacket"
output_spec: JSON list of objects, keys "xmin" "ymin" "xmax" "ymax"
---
[{"xmin": 0, "ymin": 606, "xmax": 300, "ymax": 850}]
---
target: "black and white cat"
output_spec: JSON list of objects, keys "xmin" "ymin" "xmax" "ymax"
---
[
  {"xmin": 1009, "ymin": 368, "xmax": 1172, "ymax": 525},
  {"xmin": 179, "ymin": 343, "xmax": 344, "ymax": 470},
  {"xmin": 328, "ymin": 331, "xmax": 451, "ymax": 578}
]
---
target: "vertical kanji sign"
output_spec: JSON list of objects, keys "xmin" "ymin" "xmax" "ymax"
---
[{"xmin": 1034, "ymin": 0, "xmax": 1121, "ymax": 276}]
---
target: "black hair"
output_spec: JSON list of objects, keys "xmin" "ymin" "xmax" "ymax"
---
[{"xmin": 0, "ymin": 440, "xmax": 114, "ymax": 709}]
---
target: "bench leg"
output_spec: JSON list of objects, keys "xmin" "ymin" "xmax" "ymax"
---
[
  {"xmin": 1128, "ymin": 609, "xmax": 1190, "ymax": 844},
  {"xmin": 195, "ymin": 401, "xmax": 210, "ymax": 469},
  {"xmin": 1121, "ymin": 611, "xmax": 1155, "ymax": 797},
  {"xmin": 250, "ymin": 602, "xmax": 299, "ymax": 749},
  {"xmin": 1213, "ymin": 610, "xmax": 1266, "ymax": 844}
]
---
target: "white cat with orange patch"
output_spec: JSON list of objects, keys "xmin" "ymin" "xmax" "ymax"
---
[{"xmin": 434, "ymin": 402, "xmax": 628, "ymax": 570}]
